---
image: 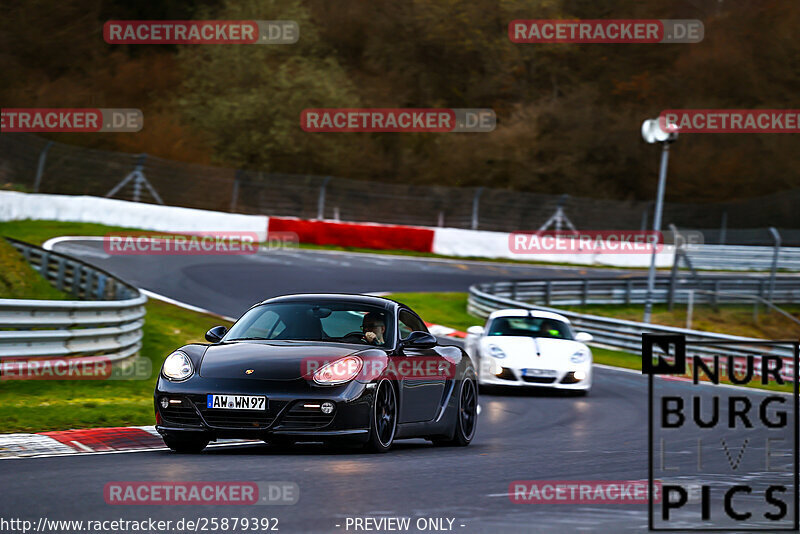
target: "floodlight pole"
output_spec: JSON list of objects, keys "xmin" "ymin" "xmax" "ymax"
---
[{"xmin": 642, "ymin": 141, "xmax": 670, "ymax": 323}]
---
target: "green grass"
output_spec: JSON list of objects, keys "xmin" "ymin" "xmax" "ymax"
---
[
  {"xmin": 388, "ymin": 292, "xmax": 484, "ymax": 332},
  {"xmin": 0, "ymin": 238, "xmax": 67, "ymax": 300},
  {"xmin": 0, "ymin": 299, "xmax": 231, "ymax": 432},
  {"xmin": 0, "ymin": 220, "xmax": 140, "ymax": 246}
]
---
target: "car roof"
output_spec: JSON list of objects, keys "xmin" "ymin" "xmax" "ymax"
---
[
  {"xmin": 257, "ymin": 293, "xmax": 401, "ymax": 311},
  {"xmin": 488, "ymin": 308, "xmax": 571, "ymax": 324}
]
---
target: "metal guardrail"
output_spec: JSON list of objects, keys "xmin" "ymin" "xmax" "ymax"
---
[
  {"xmin": 683, "ymin": 244, "xmax": 800, "ymax": 271},
  {"xmin": 0, "ymin": 238, "xmax": 146, "ymax": 361},
  {"xmin": 486, "ymin": 276, "xmax": 800, "ymax": 307},
  {"xmin": 468, "ymin": 284, "xmax": 796, "ymax": 364}
]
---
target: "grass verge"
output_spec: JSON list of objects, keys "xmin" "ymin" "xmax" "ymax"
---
[{"xmin": 0, "ymin": 238, "xmax": 67, "ymax": 300}]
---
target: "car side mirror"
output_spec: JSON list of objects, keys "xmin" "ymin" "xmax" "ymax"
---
[
  {"xmin": 205, "ymin": 325, "xmax": 228, "ymax": 343},
  {"xmin": 400, "ymin": 330, "xmax": 437, "ymax": 349},
  {"xmin": 467, "ymin": 325, "xmax": 485, "ymax": 336},
  {"xmin": 575, "ymin": 332, "xmax": 593, "ymax": 343}
]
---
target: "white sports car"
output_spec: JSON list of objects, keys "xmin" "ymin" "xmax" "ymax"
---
[{"xmin": 465, "ymin": 309, "xmax": 593, "ymax": 393}]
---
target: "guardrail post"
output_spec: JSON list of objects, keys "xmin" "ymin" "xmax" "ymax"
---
[
  {"xmin": 71, "ymin": 264, "xmax": 82, "ymax": 296},
  {"xmin": 84, "ymin": 270, "xmax": 94, "ymax": 299},
  {"xmin": 712, "ymin": 280, "xmax": 720, "ymax": 309},
  {"xmin": 768, "ymin": 227, "xmax": 781, "ymax": 305},
  {"xmin": 230, "ymin": 170, "xmax": 241, "ymax": 213},
  {"xmin": 667, "ymin": 251, "xmax": 681, "ymax": 311},
  {"xmin": 471, "ymin": 187, "xmax": 484, "ymax": 230},
  {"xmin": 625, "ymin": 280, "xmax": 632, "ymax": 305},
  {"xmin": 55, "ymin": 257, "xmax": 66, "ymax": 291},
  {"xmin": 317, "ymin": 176, "xmax": 332, "ymax": 220},
  {"xmin": 511, "ymin": 281, "xmax": 518, "ymax": 301},
  {"xmin": 753, "ymin": 298, "xmax": 759, "ymax": 324},
  {"xmin": 96, "ymin": 274, "xmax": 107, "ymax": 300},
  {"xmin": 545, "ymin": 281, "xmax": 552, "ymax": 306},
  {"xmin": 582, "ymin": 280, "xmax": 589, "ymax": 306},
  {"xmin": 471, "ymin": 188, "xmax": 484, "ymax": 230},
  {"xmin": 39, "ymin": 251, "xmax": 50, "ymax": 280},
  {"xmin": 33, "ymin": 141, "xmax": 54, "ymax": 193}
]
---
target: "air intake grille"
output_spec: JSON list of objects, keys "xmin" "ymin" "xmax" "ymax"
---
[
  {"xmin": 159, "ymin": 399, "xmax": 203, "ymax": 426},
  {"xmin": 276, "ymin": 403, "xmax": 335, "ymax": 430}
]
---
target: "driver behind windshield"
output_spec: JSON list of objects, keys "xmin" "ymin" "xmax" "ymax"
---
[{"xmin": 361, "ymin": 312, "xmax": 386, "ymax": 345}]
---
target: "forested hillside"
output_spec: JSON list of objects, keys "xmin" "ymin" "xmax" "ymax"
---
[{"xmin": 2, "ymin": 0, "xmax": 798, "ymax": 202}]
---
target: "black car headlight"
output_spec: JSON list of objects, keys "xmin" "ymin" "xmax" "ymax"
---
[{"xmin": 162, "ymin": 351, "xmax": 193, "ymax": 381}]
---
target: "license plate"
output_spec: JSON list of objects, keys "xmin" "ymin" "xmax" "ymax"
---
[
  {"xmin": 523, "ymin": 369, "xmax": 558, "ymax": 377},
  {"xmin": 207, "ymin": 394, "xmax": 266, "ymax": 410}
]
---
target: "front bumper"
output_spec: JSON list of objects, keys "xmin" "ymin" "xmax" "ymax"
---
[
  {"xmin": 154, "ymin": 376, "xmax": 373, "ymax": 441},
  {"xmin": 478, "ymin": 365, "xmax": 592, "ymax": 390}
]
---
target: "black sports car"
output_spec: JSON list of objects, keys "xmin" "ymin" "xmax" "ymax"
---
[{"xmin": 154, "ymin": 294, "xmax": 478, "ymax": 453}]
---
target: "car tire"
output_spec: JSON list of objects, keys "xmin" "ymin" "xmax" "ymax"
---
[
  {"xmin": 163, "ymin": 434, "xmax": 209, "ymax": 453},
  {"xmin": 365, "ymin": 378, "xmax": 397, "ymax": 453},
  {"xmin": 435, "ymin": 375, "xmax": 478, "ymax": 447}
]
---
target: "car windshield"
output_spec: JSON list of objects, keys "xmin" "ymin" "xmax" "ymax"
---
[
  {"xmin": 486, "ymin": 316, "xmax": 573, "ymax": 340},
  {"xmin": 223, "ymin": 301, "xmax": 394, "ymax": 347}
]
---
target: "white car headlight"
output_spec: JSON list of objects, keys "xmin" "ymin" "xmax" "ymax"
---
[
  {"xmin": 488, "ymin": 357, "xmax": 503, "ymax": 376},
  {"xmin": 162, "ymin": 351, "xmax": 193, "ymax": 381},
  {"xmin": 488, "ymin": 345, "xmax": 506, "ymax": 358},
  {"xmin": 571, "ymin": 350, "xmax": 588, "ymax": 364}
]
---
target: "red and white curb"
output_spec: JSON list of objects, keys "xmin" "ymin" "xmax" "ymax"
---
[
  {"xmin": 0, "ymin": 426, "xmax": 257, "ymax": 459},
  {"xmin": 425, "ymin": 322, "xmax": 467, "ymax": 339}
]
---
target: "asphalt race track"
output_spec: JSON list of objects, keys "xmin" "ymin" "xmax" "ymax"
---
[
  {"xmin": 47, "ymin": 239, "xmax": 644, "ymax": 319},
  {"xmin": 0, "ymin": 240, "xmax": 794, "ymax": 533}
]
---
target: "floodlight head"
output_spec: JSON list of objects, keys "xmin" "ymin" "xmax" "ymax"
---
[{"xmin": 641, "ymin": 118, "xmax": 678, "ymax": 144}]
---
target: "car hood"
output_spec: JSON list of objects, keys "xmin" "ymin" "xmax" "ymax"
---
[
  {"xmin": 199, "ymin": 341, "xmax": 369, "ymax": 381},
  {"xmin": 480, "ymin": 336, "xmax": 589, "ymax": 368}
]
